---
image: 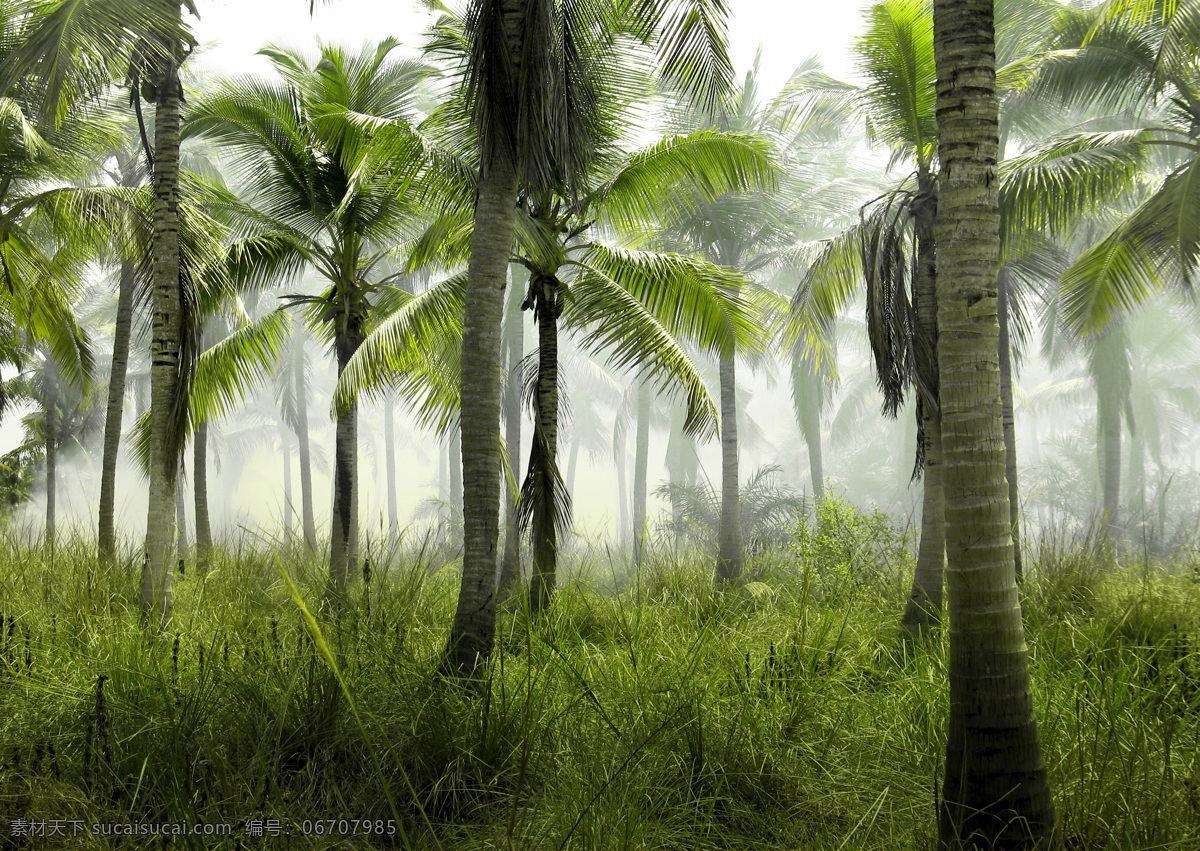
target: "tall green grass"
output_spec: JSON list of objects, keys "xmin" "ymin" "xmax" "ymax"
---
[{"xmin": 0, "ymin": 511, "xmax": 1197, "ymax": 849}]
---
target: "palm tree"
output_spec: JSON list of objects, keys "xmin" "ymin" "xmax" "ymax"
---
[
  {"xmin": 186, "ymin": 39, "xmax": 433, "ymax": 596},
  {"xmin": 437, "ymin": 0, "xmax": 738, "ymax": 673},
  {"xmin": 931, "ymin": 0, "xmax": 1055, "ymax": 841}
]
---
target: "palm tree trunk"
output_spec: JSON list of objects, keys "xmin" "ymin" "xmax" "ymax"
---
[
  {"xmin": 527, "ymin": 276, "xmax": 561, "ymax": 613},
  {"xmin": 565, "ymin": 431, "xmax": 579, "ymax": 495},
  {"xmin": 141, "ymin": 30, "xmax": 185, "ymax": 627},
  {"xmin": 715, "ymin": 351, "xmax": 743, "ymax": 585},
  {"xmin": 329, "ymin": 320, "xmax": 361, "ymax": 598},
  {"xmin": 446, "ymin": 144, "xmax": 519, "ymax": 676},
  {"xmin": 293, "ymin": 341, "xmax": 317, "ymax": 550},
  {"xmin": 195, "ymin": 421, "xmax": 212, "ymax": 573},
  {"xmin": 902, "ymin": 167, "xmax": 943, "ymax": 637},
  {"xmin": 99, "ymin": 257, "xmax": 135, "ymax": 562},
  {"xmin": 632, "ymin": 379, "xmax": 651, "ymax": 565},
  {"xmin": 932, "ymin": 0, "xmax": 1056, "ymax": 841},
  {"xmin": 1095, "ymin": 332, "xmax": 1123, "ymax": 543},
  {"xmin": 792, "ymin": 356, "xmax": 825, "ymax": 502},
  {"xmin": 449, "ymin": 426, "xmax": 463, "ymax": 541},
  {"xmin": 499, "ymin": 274, "xmax": 524, "ymax": 592},
  {"xmin": 282, "ymin": 433, "xmax": 294, "ymax": 545},
  {"xmin": 614, "ymin": 422, "xmax": 629, "ymax": 547},
  {"xmin": 175, "ymin": 459, "xmax": 187, "ymax": 558},
  {"xmin": 383, "ymin": 394, "xmax": 397, "ymax": 543},
  {"xmin": 998, "ymin": 267, "xmax": 1023, "ymax": 580},
  {"xmin": 43, "ymin": 359, "xmax": 56, "ymax": 555}
]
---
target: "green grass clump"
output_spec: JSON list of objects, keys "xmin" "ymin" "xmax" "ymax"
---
[{"xmin": 0, "ymin": 517, "xmax": 1197, "ymax": 849}]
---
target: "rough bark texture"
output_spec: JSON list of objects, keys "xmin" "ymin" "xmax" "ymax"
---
[
  {"xmin": 527, "ymin": 275, "xmax": 560, "ymax": 613},
  {"xmin": 141, "ymin": 24, "xmax": 184, "ymax": 626},
  {"xmin": 194, "ymin": 421, "xmax": 212, "ymax": 573},
  {"xmin": 997, "ymin": 268, "xmax": 1023, "ymax": 580},
  {"xmin": 329, "ymin": 316, "xmax": 362, "ymax": 598},
  {"xmin": 499, "ymin": 276, "xmax": 524, "ymax": 592},
  {"xmin": 446, "ymin": 146, "xmax": 519, "ymax": 676},
  {"xmin": 902, "ymin": 167, "xmax": 944, "ymax": 637},
  {"xmin": 932, "ymin": 0, "xmax": 1056, "ymax": 843},
  {"xmin": 632, "ymin": 379, "xmax": 651, "ymax": 566},
  {"xmin": 715, "ymin": 352, "xmax": 743, "ymax": 585},
  {"xmin": 99, "ymin": 258, "xmax": 135, "ymax": 562}
]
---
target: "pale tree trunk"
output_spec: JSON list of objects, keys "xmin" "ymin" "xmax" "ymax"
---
[
  {"xmin": 902, "ymin": 166, "xmax": 944, "ymax": 637},
  {"xmin": 383, "ymin": 394, "xmax": 397, "ymax": 543},
  {"xmin": 565, "ymin": 432, "xmax": 579, "ymax": 494},
  {"xmin": 614, "ymin": 423, "xmax": 629, "ymax": 547},
  {"xmin": 446, "ymin": 144, "xmax": 519, "ymax": 676},
  {"xmin": 1094, "ymin": 328, "xmax": 1125, "ymax": 544},
  {"xmin": 141, "ymin": 23, "xmax": 184, "ymax": 627},
  {"xmin": 665, "ymin": 402, "xmax": 699, "ymax": 541},
  {"xmin": 932, "ymin": 0, "xmax": 1056, "ymax": 842},
  {"xmin": 527, "ymin": 275, "xmax": 561, "ymax": 613},
  {"xmin": 282, "ymin": 434, "xmax": 294, "ymax": 546},
  {"xmin": 449, "ymin": 427, "xmax": 462, "ymax": 541},
  {"xmin": 715, "ymin": 352, "xmax": 743, "ymax": 585},
  {"xmin": 43, "ymin": 357, "xmax": 57, "ymax": 555},
  {"xmin": 195, "ymin": 422, "xmax": 212, "ymax": 572},
  {"xmin": 998, "ymin": 267, "xmax": 1023, "ymax": 580},
  {"xmin": 632, "ymin": 379, "xmax": 650, "ymax": 565},
  {"xmin": 499, "ymin": 273, "xmax": 524, "ymax": 592},
  {"xmin": 293, "ymin": 340, "xmax": 317, "ymax": 550},
  {"xmin": 791, "ymin": 355, "xmax": 825, "ymax": 502},
  {"xmin": 99, "ymin": 257, "xmax": 135, "ymax": 562}
]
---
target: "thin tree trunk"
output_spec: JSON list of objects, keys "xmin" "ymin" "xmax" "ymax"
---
[
  {"xmin": 282, "ymin": 434, "xmax": 293, "ymax": 547},
  {"xmin": 998, "ymin": 267, "xmax": 1023, "ymax": 580},
  {"xmin": 932, "ymin": 0, "xmax": 1056, "ymax": 841},
  {"xmin": 792, "ymin": 355, "xmax": 825, "ymax": 502},
  {"xmin": 715, "ymin": 352, "xmax": 743, "ymax": 585},
  {"xmin": 632, "ymin": 379, "xmax": 650, "ymax": 565},
  {"xmin": 527, "ymin": 275, "xmax": 561, "ymax": 613},
  {"xmin": 99, "ymin": 257, "xmax": 135, "ymax": 562},
  {"xmin": 449, "ymin": 426, "xmax": 463, "ymax": 542},
  {"xmin": 44, "ymin": 358, "xmax": 56, "ymax": 555},
  {"xmin": 383, "ymin": 394, "xmax": 397, "ymax": 543},
  {"xmin": 499, "ymin": 273, "xmax": 524, "ymax": 592},
  {"xmin": 565, "ymin": 431, "xmax": 579, "ymax": 495},
  {"xmin": 141, "ymin": 26, "xmax": 184, "ymax": 627},
  {"xmin": 446, "ymin": 144, "xmax": 519, "ymax": 676},
  {"xmin": 329, "ymin": 315, "xmax": 362, "ymax": 598},
  {"xmin": 293, "ymin": 339, "xmax": 317, "ymax": 549},
  {"xmin": 902, "ymin": 166, "xmax": 943, "ymax": 637},
  {"xmin": 614, "ymin": 423, "xmax": 629, "ymax": 548},
  {"xmin": 1093, "ymin": 327, "xmax": 1127, "ymax": 544},
  {"xmin": 195, "ymin": 422, "xmax": 212, "ymax": 572},
  {"xmin": 175, "ymin": 459, "xmax": 187, "ymax": 558}
]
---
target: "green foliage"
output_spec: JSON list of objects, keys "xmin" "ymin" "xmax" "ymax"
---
[{"xmin": 787, "ymin": 490, "xmax": 914, "ymax": 603}]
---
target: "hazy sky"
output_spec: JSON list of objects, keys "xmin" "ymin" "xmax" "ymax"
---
[{"xmin": 189, "ymin": 0, "xmax": 867, "ymax": 91}]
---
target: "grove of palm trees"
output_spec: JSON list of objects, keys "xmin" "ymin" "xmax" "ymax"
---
[{"xmin": 0, "ymin": 0, "xmax": 1198, "ymax": 848}]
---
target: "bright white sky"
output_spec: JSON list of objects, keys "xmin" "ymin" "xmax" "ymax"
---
[{"xmin": 189, "ymin": 0, "xmax": 867, "ymax": 91}]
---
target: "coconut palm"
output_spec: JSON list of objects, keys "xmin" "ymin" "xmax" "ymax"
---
[
  {"xmin": 424, "ymin": 0, "xmax": 740, "ymax": 675},
  {"xmin": 185, "ymin": 39, "xmax": 435, "ymax": 596},
  {"xmin": 931, "ymin": 0, "xmax": 1056, "ymax": 841}
]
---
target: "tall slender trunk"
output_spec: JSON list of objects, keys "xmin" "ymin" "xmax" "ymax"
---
[
  {"xmin": 193, "ymin": 421, "xmax": 211, "ymax": 572},
  {"xmin": 43, "ymin": 359, "xmax": 56, "ymax": 555},
  {"xmin": 175, "ymin": 459, "xmax": 187, "ymax": 557},
  {"xmin": 141, "ymin": 23, "xmax": 185, "ymax": 626},
  {"xmin": 614, "ymin": 423, "xmax": 629, "ymax": 547},
  {"xmin": 998, "ymin": 267, "xmax": 1023, "ymax": 580},
  {"xmin": 449, "ymin": 427, "xmax": 463, "ymax": 542},
  {"xmin": 792, "ymin": 355, "xmax": 825, "ymax": 502},
  {"xmin": 565, "ymin": 431, "xmax": 579, "ymax": 495},
  {"xmin": 932, "ymin": 0, "xmax": 1055, "ymax": 841},
  {"xmin": 99, "ymin": 257, "xmax": 135, "ymax": 562},
  {"xmin": 446, "ymin": 144, "xmax": 519, "ymax": 676},
  {"xmin": 329, "ymin": 313, "xmax": 362, "ymax": 598},
  {"xmin": 1093, "ymin": 327, "xmax": 1127, "ymax": 544},
  {"xmin": 293, "ymin": 339, "xmax": 317, "ymax": 549},
  {"xmin": 283, "ymin": 434, "xmax": 294, "ymax": 546},
  {"xmin": 527, "ymin": 274, "xmax": 562, "ymax": 613},
  {"xmin": 902, "ymin": 166, "xmax": 943, "ymax": 637},
  {"xmin": 499, "ymin": 273, "xmax": 524, "ymax": 592},
  {"xmin": 632, "ymin": 379, "xmax": 651, "ymax": 565},
  {"xmin": 383, "ymin": 394, "xmax": 397, "ymax": 542},
  {"xmin": 715, "ymin": 352, "xmax": 743, "ymax": 585}
]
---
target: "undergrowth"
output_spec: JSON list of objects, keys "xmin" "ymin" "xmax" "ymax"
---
[{"xmin": 0, "ymin": 508, "xmax": 1197, "ymax": 849}]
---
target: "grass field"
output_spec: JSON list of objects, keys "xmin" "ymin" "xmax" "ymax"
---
[{"xmin": 1, "ymin": 505, "xmax": 1197, "ymax": 849}]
